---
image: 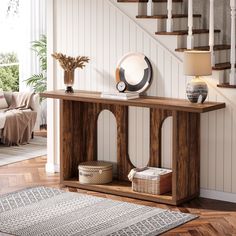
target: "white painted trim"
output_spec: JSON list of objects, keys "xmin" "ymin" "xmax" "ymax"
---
[
  {"xmin": 200, "ymin": 188, "xmax": 236, "ymax": 203},
  {"xmin": 46, "ymin": 0, "xmax": 60, "ymax": 173},
  {"xmin": 209, "ymin": 0, "xmax": 215, "ymax": 66},
  {"xmin": 46, "ymin": 163, "xmax": 60, "ymax": 173},
  {"xmin": 230, "ymin": 0, "xmax": 236, "ymax": 85}
]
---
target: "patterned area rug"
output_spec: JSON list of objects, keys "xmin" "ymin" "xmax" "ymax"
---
[
  {"xmin": 0, "ymin": 137, "xmax": 47, "ymax": 166},
  {"xmin": 0, "ymin": 187, "xmax": 197, "ymax": 236}
]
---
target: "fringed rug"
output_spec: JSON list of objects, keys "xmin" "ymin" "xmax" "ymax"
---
[
  {"xmin": 0, "ymin": 137, "xmax": 47, "ymax": 166},
  {"xmin": 0, "ymin": 187, "xmax": 197, "ymax": 236}
]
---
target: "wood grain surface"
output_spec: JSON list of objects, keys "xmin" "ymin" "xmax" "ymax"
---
[
  {"xmin": 41, "ymin": 90, "xmax": 225, "ymax": 113},
  {"xmin": 42, "ymin": 90, "xmax": 225, "ymax": 205}
]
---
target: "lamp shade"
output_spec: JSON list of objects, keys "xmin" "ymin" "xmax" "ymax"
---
[{"xmin": 183, "ymin": 51, "xmax": 212, "ymax": 76}]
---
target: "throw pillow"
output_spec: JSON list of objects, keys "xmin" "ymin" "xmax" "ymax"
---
[{"xmin": 0, "ymin": 92, "xmax": 9, "ymax": 109}]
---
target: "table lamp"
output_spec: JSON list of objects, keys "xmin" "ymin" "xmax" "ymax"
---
[{"xmin": 183, "ymin": 51, "xmax": 212, "ymax": 103}]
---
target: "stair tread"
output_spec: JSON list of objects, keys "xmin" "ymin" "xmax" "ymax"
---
[
  {"xmin": 137, "ymin": 14, "xmax": 201, "ymax": 19},
  {"xmin": 213, "ymin": 62, "xmax": 236, "ymax": 70},
  {"xmin": 175, "ymin": 44, "xmax": 231, "ymax": 52},
  {"xmin": 118, "ymin": 0, "xmax": 183, "ymax": 2},
  {"xmin": 217, "ymin": 83, "xmax": 236, "ymax": 88},
  {"xmin": 155, "ymin": 29, "xmax": 221, "ymax": 35}
]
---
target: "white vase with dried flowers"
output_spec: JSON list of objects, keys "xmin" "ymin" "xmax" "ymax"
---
[{"xmin": 52, "ymin": 52, "xmax": 89, "ymax": 93}]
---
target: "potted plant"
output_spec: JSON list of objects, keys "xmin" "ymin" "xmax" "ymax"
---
[
  {"xmin": 25, "ymin": 35, "xmax": 47, "ymax": 129},
  {"xmin": 25, "ymin": 35, "xmax": 47, "ymax": 98}
]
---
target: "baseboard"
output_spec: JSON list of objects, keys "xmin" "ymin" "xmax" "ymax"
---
[
  {"xmin": 46, "ymin": 162, "xmax": 60, "ymax": 173},
  {"xmin": 200, "ymin": 188, "xmax": 236, "ymax": 203}
]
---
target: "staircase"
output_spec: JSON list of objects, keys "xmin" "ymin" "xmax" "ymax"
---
[{"xmin": 116, "ymin": 0, "xmax": 236, "ymax": 88}]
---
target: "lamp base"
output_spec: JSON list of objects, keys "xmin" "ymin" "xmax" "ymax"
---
[{"xmin": 186, "ymin": 77, "xmax": 208, "ymax": 103}]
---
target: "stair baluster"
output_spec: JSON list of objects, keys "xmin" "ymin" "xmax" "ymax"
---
[
  {"xmin": 187, "ymin": 0, "xmax": 194, "ymax": 49},
  {"xmin": 209, "ymin": 0, "xmax": 215, "ymax": 66},
  {"xmin": 167, "ymin": 0, "xmax": 173, "ymax": 32},
  {"xmin": 147, "ymin": 0, "xmax": 154, "ymax": 16},
  {"xmin": 230, "ymin": 0, "xmax": 236, "ymax": 85}
]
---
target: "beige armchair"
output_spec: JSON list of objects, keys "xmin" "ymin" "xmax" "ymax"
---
[{"xmin": 0, "ymin": 91, "xmax": 40, "ymax": 138}]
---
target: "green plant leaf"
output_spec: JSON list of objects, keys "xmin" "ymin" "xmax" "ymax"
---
[{"xmin": 24, "ymin": 34, "xmax": 47, "ymax": 102}]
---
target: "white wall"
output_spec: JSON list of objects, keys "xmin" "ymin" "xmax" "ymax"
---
[{"xmin": 47, "ymin": 0, "xmax": 236, "ymax": 202}]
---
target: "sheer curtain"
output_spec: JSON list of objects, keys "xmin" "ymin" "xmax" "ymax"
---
[
  {"xmin": 18, "ymin": 0, "xmax": 46, "ymax": 92},
  {"xmin": 18, "ymin": 0, "xmax": 46, "ymax": 129}
]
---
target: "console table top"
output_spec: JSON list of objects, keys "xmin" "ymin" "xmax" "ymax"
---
[{"xmin": 41, "ymin": 90, "xmax": 225, "ymax": 113}]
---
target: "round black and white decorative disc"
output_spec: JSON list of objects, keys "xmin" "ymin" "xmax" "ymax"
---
[{"xmin": 116, "ymin": 52, "xmax": 152, "ymax": 94}]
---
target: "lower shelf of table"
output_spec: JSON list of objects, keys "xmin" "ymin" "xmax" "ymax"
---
[{"xmin": 63, "ymin": 178, "xmax": 176, "ymax": 205}]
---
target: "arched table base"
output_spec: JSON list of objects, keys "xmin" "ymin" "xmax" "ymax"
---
[{"xmin": 41, "ymin": 90, "xmax": 225, "ymax": 205}]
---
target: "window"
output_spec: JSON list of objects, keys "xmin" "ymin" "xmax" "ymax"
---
[{"xmin": 0, "ymin": 0, "xmax": 19, "ymax": 91}]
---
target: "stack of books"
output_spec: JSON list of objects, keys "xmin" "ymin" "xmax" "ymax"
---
[{"xmin": 101, "ymin": 92, "xmax": 139, "ymax": 100}]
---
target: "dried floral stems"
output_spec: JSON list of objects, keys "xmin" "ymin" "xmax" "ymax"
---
[{"xmin": 52, "ymin": 52, "xmax": 89, "ymax": 71}]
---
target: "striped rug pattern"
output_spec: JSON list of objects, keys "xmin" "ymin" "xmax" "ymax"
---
[
  {"xmin": 0, "ymin": 187, "xmax": 197, "ymax": 236},
  {"xmin": 0, "ymin": 137, "xmax": 47, "ymax": 166}
]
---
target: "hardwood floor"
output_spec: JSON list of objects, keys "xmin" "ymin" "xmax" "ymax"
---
[{"xmin": 0, "ymin": 157, "xmax": 236, "ymax": 235}]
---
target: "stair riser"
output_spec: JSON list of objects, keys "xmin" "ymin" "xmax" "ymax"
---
[
  {"xmin": 214, "ymin": 69, "xmax": 230, "ymax": 84},
  {"xmin": 155, "ymin": 33, "xmax": 221, "ymax": 52},
  {"xmin": 159, "ymin": 17, "xmax": 201, "ymax": 31},
  {"xmin": 116, "ymin": 2, "xmax": 145, "ymax": 19},
  {"xmin": 155, "ymin": 35, "xmax": 180, "ymax": 51},
  {"xmin": 212, "ymin": 70, "xmax": 225, "ymax": 84},
  {"xmin": 145, "ymin": 2, "xmax": 184, "ymax": 15},
  {"xmin": 117, "ymin": 2, "xmax": 183, "ymax": 17},
  {"xmin": 136, "ymin": 18, "xmax": 200, "ymax": 36},
  {"xmin": 136, "ymin": 19, "xmax": 158, "ymax": 34},
  {"xmin": 177, "ymin": 49, "xmax": 230, "ymax": 64},
  {"xmin": 177, "ymin": 33, "xmax": 221, "ymax": 48},
  {"xmin": 215, "ymin": 50, "xmax": 230, "ymax": 64}
]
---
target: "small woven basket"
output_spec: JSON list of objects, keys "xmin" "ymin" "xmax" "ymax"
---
[
  {"xmin": 129, "ymin": 167, "xmax": 172, "ymax": 195},
  {"xmin": 78, "ymin": 161, "xmax": 113, "ymax": 185}
]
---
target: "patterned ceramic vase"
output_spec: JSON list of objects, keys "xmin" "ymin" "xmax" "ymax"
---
[{"xmin": 186, "ymin": 77, "xmax": 208, "ymax": 103}]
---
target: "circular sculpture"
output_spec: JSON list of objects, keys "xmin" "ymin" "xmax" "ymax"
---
[{"xmin": 116, "ymin": 52, "xmax": 152, "ymax": 93}]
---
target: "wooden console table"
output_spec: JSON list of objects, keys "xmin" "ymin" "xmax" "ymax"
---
[{"xmin": 41, "ymin": 90, "xmax": 225, "ymax": 205}]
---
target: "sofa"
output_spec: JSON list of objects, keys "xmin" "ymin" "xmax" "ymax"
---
[{"xmin": 0, "ymin": 91, "xmax": 40, "ymax": 141}]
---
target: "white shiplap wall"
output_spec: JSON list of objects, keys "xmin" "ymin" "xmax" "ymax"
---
[{"xmin": 48, "ymin": 0, "xmax": 236, "ymax": 199}]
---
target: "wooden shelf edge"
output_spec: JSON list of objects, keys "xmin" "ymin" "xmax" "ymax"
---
[
  {"xmin": 63, "ymin": 179, "xmax": 175, "ymax": 205},
  {"xmin": 40, "ymin": 90, "xmax": 226, "ymax": 114},
  {"xmin": 217, "ymin": 83, "xmax": 236, "ymax": 89}
]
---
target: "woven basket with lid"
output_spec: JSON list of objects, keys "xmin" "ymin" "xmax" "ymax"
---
[{"xmin": 78, "ymin": 161, "xmax": 113, "ymax": 184}]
